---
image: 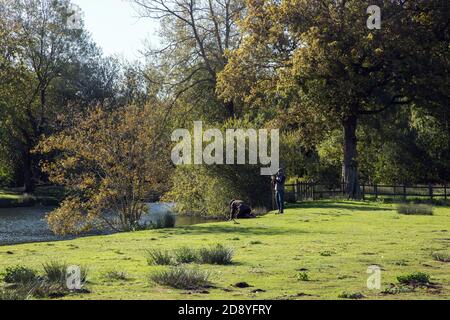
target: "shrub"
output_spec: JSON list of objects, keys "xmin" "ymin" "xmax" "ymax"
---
[
  {"xmin": 146, "ymin": 249, "xmax": 173, "ymax": 266},
  {"xmin": 174, "ymin": 247, "xmax": 198, "ymax": 264},
  {"xmin": 432, "ymin": 251, "xmax": 450, "ymax": 262},
  {"xmin": 198, "ymin": 244, "xmax": 234, "ymax": 265},
  {"xmin": 397, "ymin": 272, "xmax": 431, "ymax": 286},
  {"xmin": 153, "ymin": 212, "xmax": 176, "ymax": 229},
  {"xmin": 396, "ymin": 204, "xmax": 433, "ymax": 215},
  {"xmin": 2, "ymin": 266, "xmax": 38, "ymax": 284},
  {"xmin": 150, "ymin": 266, "xmax": 211, "ymax": 290}
]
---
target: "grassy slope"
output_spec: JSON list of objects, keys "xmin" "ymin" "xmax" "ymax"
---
[{"xmin": 0, "ymin": 201, "xmax": 449, "ymax": 300}]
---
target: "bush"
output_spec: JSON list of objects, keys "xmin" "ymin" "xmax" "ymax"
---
[
  {"xmin": 2, "ymin": 266, "xmax": 38, "ymax": 284},
  {"xmin": 146, "ymin": 249, "xmax": 173, "ymax": 266},
  {"xmin": 397, "ymin": 272, "xmax": 431, "ymax": 286},
  {"xmin": 154, "ymin": 212, "xmax": 176, "ymax": 229},
  {"xmin": 150, "ymin": 266, "xmax": 211, "ymax": 290},
  {"xmin": 432, "ymin": 251, "xmax": 450, "ymax": 262},
  {"xmin": 174, "ymin": 247, "xmax": 198, "ymax": 264},
  {"xmin": 198, "ymin": 244, "xmax": 234, "ymax": 265},
  {"xmin": 396, "ymin": 203, "xmax": 433, "ymax": 215}
]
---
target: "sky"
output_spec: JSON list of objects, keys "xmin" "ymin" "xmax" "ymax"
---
[{"xmin": 71, "ymin": 0, "xmax": 160, "ymax": 61}]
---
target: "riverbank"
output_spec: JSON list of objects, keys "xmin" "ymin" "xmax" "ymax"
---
[
  {"xmin": 1, "ymin": 201, "xmax": 449, "ymax": 300},
  {"xmin": 0, "ymin": 187, "xmax": 62, "ymax": 208}
]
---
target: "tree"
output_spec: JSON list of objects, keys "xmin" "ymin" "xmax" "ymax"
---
[
  {"xmin": 132, "ymin": 0, "xmax": 245, "ymax": 120},
  {"xmin": 0, "ymin": 0, "xmax": 114, "ymax": 191},
  {"xmin": 37, "ymin": 105, "xmax": 172, "ymax": 235},
  {"xmin": 218, "ymin": 0, "xmax": 450, "ymax": 198}
]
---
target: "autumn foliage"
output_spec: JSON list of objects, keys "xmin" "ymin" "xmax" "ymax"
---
[{"xmin": 37, "ymin": 105, "xmax": 171, "ymax": 235}]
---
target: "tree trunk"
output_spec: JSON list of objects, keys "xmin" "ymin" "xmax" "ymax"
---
[
  {"xmin": 342, "ymin": 115, "xmax": 362, "ymax": 199},
  {"xmin": 225, "ymin": 100, "xmax": 235, "ymax": 118},
  {"xmin": 23, "ymin": 148, "xmax": 34, "ymax": 193}
]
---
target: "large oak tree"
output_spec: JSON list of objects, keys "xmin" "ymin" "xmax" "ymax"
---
[{"xmin": 218, "ymin": 0, "xmax": 449, "ymax": 198}]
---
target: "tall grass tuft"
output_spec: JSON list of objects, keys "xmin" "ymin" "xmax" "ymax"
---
[
  {"xmin": 198, "ymin": 244, "xmax": 234, "ymax": 265},
  {"xmin": 146, "ymin": 249, "xmax": 173, "ymax": 265},
  {"xmin": 432, "ymin": 251, "xmax": 450, "ymax": 263},
  {"xmin": 42, "ymin": 261, "xmax": 87, "ymax": 285},
  {"xmin": 150, "ymin": 266, "xmax": 211, "ymax": 290},
  {"xmin": 174, "ymin": 247, "xmax": 198, "ymax": 264},
  {"xmin": 396, "ymin": 203, "xmax": 433, "ymax": 215}
]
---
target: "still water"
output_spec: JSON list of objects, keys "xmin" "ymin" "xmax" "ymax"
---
[{"xmin": 0, "ymin": 203, "xmax": 213, "ymax": 246}]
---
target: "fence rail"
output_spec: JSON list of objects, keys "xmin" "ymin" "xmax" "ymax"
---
[{"xmin": 280, "ymin": 182, "xmax": 449, "ymax": 202}]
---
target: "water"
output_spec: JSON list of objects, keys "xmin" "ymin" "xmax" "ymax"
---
[{"xmin": 0, "ymin": 203, "xmax": 214, "ymax": 246}]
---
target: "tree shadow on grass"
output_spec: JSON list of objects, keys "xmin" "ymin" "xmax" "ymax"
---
[
  {"xmin": 179, "ymin": 224, "xmax": 325, "ymax": 237},
  {"xmin": 288, "ymin": 201, "xmax": 393, "ymax": 212}
]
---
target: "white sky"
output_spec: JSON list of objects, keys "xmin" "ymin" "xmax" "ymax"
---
[{"xmin": 71, "ymin": 0, "xmax": 161, "ymax": 61}]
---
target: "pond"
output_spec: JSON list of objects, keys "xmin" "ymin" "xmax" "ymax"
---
[{"xmin": 0, "ymin": 203, "xmax": 215, "ymax": 246}]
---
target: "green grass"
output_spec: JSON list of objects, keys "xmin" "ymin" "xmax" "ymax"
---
[{"xmin": 0, "ymin": 200, "xmax": 449, "ymax": 300}]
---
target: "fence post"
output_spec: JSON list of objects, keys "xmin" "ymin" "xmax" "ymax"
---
[
  {"xmin": 445, "ymin": 184, "xmax": 447, "ymax": 201},
  {"xmin": 429, "ymin": 184, "xmax": 433, "ymax": 200},
  {"xmin": 403, "ymin": 184, "xmax": 407, "ymax": 200},
  {"xmin": 362, "ymin": 183, "xmax": 365, "ymax": 200},
  {"xmin": 374, "ymin": 184, "xmax": 378, "ymax": 200},
  {"xmin": 312, "ymin": 183, "xmax": 315, "ymax": 201},
  {"xmin": 295, "ymin": 179, "xmax": 299, "ymax": 202}
]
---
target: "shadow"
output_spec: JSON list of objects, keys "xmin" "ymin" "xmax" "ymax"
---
[
  {"xmin": 287, "ymin": 201, "xmax": 393, "ymax": 212},
  {"xmin": 178, "ymin": 224, "xmax": 316, "ymax": 237}
]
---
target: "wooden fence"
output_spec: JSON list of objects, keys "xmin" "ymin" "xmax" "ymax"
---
[{"xmin": 280, "ymin": 182, "xmax": 449, "ymax": 202}]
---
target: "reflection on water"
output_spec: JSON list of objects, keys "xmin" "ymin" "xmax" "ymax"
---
[{"xmin": 0, "ymin": 203, "xmax": 214, "ymax": 246}]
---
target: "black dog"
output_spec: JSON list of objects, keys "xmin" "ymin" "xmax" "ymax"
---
[{"xmin": 229, "ymin": 200, "xmax": 255, "ymax": 224}]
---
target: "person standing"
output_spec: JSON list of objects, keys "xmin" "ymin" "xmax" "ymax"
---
[{"xmin": 274, "ymin": 168, "xmax": 286, "ymax": 214}]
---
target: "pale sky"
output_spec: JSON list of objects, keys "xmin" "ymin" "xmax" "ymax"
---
[{"xmin": 71, "ymin": 0, "xmax": 161, "ymax": 61}]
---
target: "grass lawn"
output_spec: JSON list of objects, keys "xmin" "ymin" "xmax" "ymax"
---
[{"xmin": 0, "ymin": 200, "xmax": 449, "ymax": 300}]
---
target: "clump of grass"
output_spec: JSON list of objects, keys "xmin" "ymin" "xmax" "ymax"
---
[
  {"xmin": 173, "ymin": 247, "xmax": 198, "ymax": 264},
  {"xmin": 396, "ymin": 203, "xmax": 433, "ymax": 215},
  {"xmin": 1, "ymin": 266, "xmax": 38, "ymax": 284},
  {"xmin": 42, "ymin": 261, "xmax": 67, "ymax": 284},
  {"xmin": 150, "ymin": 266, "xmax": 211, "ymax": 290},
  {"xmin": 382, "ymin": 284, "xmax": 415, "ymax": 295},
  {"xmin": 42, "ymin": 261, "xmax": 88, "ymax": 286},
  {"xmin": 338, "ymin": 291, "xmax": 365, "ymax": 299},
  {"xmin": 397, "ymin": 272, "xmax": 431, "ymax": 286},
  {"xmin": 296, "ymin": 272, "xmax": 310, "ymax": 282},
  {"xmin": 102, "ymin": 270, "xmax": 128, "ymax": 281},
  {"xmin": 320, "ymin": 251, "xmax": 333, "ymax": 257},
  {"xmin": 0, "ymin": 287, "xmax": 32, "ymax": 300},
  {"xmin": 146, "ymin": 249, "xmax": 173, "ymax": 265},
  {"xmin": 432, "ymin": 251, "xmax": 450, "ymax": 262},
  {"xmin": 198, "ymin": 244, "xmax": 234, "ymax": 265}
]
